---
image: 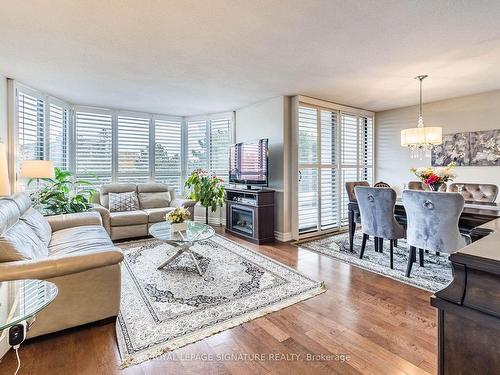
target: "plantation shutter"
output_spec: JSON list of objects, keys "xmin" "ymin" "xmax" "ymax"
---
[
  {"xmin": 320, "ymin": 110, "xmax": 339, "ymax": 230},
  {"xmin": 17, "ymin": 91, "xmax": 45, "ymax": 161},
  {"xmin": 154, "ymin": 118, "xmax": 182, "ymax": 191},
  {"xmin": 117, "ymin": 116, "xmax": 150, "ymax": 183},
  {"xmin": 48, "ymin": 103, "xmax": 69, "ymax": 170},
  {"xmin": 359, "ymin": 116, "xmax": 373, "ymax": 185},
  {"xmin": 209, "ymin": 117, "xmax": 232, "ymax": 181},
  {"xmin": 187, "ymin": 120, "xmax": 208, "ymax": 172},
  {"xmin": 75, "ymin": 111, "xmax": 113, "ymax": 185},
  {"xmin": 340, "ymin": 113, "xmax": 360, "ymax": 223}
]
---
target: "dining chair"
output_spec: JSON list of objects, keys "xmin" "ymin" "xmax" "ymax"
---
[
  {"xmin": 402, "ymin": 190, "xmax": 471, "ymax": 277},
  {"xmin": 374, "ymin": 181, "xmax": 390, "ymax": 188},
  {"xmin": 408, "ymin": 181, "xmax": 446, "ymax": 191},
  {"xmin": 448, "ymin": 183, "xmax": 498, "ymax": 203},
  {"xmin": 354, "ymin": 186, "xmax": 406, "ymax": 269},
  {"xmin": 345, "ymin": 181, "xmax": 370, "ymax": 225}
]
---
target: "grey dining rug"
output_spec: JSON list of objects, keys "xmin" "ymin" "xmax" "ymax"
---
[
  {"xmin": 300, "ymin": 231, "xmax": 452, "ymax": 292},
  {"xmin": 116, "ymin": 235, "xmax": 325, "ymax": 368}
]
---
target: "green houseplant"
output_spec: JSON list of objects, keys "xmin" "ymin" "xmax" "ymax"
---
[
  {"xmin": 28, "ymin": 168, "xmax": 96, "ymax": 215},
  {"xmin": 184, "ymin": 169, "xmax": 225, "ymax": 224}
]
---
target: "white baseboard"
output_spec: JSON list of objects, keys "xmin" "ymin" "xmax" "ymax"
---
[{"xmin": 274, "ymin": 231, "xmax": 293, "ymax": 242}]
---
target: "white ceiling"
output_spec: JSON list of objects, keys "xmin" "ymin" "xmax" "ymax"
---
[{"xmin": 1, "ymin": 0, "xmax": 500, "ymax": 116}]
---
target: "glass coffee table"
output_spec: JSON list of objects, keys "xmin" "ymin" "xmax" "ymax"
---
[{"xmin": 149, "ymin": 221, "xmax": 215, "ymax": 276}]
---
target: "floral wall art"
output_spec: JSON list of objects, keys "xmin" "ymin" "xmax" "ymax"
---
[{"xmin": 431, "ymin": 129, "xmax": 500, "ymax": 166}]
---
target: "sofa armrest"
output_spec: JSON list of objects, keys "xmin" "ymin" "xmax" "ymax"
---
[
  {"xmin": 45, "ymin": 211, "xmax": 103, "ymax": 232},
  {"xmin": 92, "ymin": 203, "xmax": 111, "ymax": 234},
  {"xmin": 0, "ymin": 248, "xmax": 124, "ymax": 281},
  {"xmin": 171, "ymin": 198, "xmax": 196, "ymax": 208}
]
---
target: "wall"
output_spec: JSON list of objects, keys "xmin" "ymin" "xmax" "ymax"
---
[
  {"xmin": 235, "ymin": 96, "xmax": 292, "ymax": 240},
  {"xmin": 376, "ymin": 89, "xmax": 500, "ymax": 201},
  {"xmin": 0, "ymin": 74, "xmax": 10, "ymax": 359}
]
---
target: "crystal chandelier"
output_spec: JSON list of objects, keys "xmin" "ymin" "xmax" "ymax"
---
[{"xmin": 400, "ymin": 75, "xmax": 442, "ymax": 159}]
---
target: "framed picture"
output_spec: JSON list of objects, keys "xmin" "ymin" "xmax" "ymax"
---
[
  {"xmin": 431, "ymin": 132, "xmax": 470, "ymax": 166},
  {"xmin": 469, "ymin": 130, "xmax": 500, "ymax": 166}
]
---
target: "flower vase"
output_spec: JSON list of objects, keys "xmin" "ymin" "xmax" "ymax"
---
[
  {"xmin": 428, "ymin": 183, "xmax": 443, "ymax": 192},
  {"xmin": 170, "ymin": 221, "xmax": 188, "ymax": 233}
]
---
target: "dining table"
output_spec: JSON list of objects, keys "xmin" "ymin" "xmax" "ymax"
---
[{"xmin": 347, "ymin": 198, "xmax": 500, "ymax": 252}]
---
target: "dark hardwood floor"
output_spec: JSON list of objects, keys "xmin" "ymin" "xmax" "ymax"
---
[{"xmin": 0, "ymin": 228, "xmax": 437, "ymax": 375}]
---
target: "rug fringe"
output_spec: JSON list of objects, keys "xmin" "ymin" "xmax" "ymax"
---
[{"xmin": 118, "ymin": 283, "xmax": 326, "ymax": 369}]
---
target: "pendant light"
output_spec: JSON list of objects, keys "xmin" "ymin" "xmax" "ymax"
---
[{"xmin": 400, "ymin": 75, "xmax": 442, "ymax": 159}]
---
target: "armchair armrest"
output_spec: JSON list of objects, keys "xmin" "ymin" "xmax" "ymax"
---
[
  {"xmin": 92, "ymin": 203, "xmax": 111, "ymax": 234},
  {"xmin": 171, "ymin": 198, "xmax": 196, "ymax": 208},
  {"xmin": 0, "ymin": 248, "xmax": 124, "ymax": 281},
  {"xmin": 46, "ymin": 211, "xmax": 103, "ymax": 232}
]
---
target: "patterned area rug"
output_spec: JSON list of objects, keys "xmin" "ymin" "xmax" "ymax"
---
[
  {"xmin": 116, "ymin": 235, "xmax": 325, "ymax": 368},
  {"xmin": 300, "ymin": 231, "xmax": 452, "ymax": 292}
]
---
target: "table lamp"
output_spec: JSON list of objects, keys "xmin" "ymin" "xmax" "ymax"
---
[
  {"xmin": 20, "ymin": 160, "xmax": 54, "ymax": 208},
  {"xmin": 0, "ymin": 142, "xmax": 10, "ymax": 197}
]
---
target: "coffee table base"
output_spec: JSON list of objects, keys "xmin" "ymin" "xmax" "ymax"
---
[{"xmin": 157, "ymin": 243, "xmax": 204, "ymax": 276}]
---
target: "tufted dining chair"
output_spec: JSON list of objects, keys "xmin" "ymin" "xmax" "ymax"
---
[
  {"xmin": 374, "ymin": 181, "xmax": 390, "ymax": 188},
  {"xmin": 345, "ymin": 181, "xmax": 370, "ymax": 225},
  {"xmin": 402, "ymin": 190, "xmax": 471, "ymax": 277},
  {"xmin": 355, "ymin": 186, "xmax": 406, "ymax": 269},
  {"xmin": 448, "ymin": 183, "xmax": 498, "ymax": 203}
]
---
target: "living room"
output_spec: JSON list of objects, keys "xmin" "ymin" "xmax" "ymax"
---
[{"xmin": 1, "ymin": 2, "xmax": 500, "ymax": 375}]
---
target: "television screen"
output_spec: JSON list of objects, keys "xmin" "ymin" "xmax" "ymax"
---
[{"xmin": 229, "ymin": 139, "xmax": 268, "ymax": 186}]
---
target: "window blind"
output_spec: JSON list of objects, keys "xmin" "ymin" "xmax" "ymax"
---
[
  {"xmin": 75, "ymin": 111, "xmax": 113, "ymax": 185},
  {"xmin": 187, "ymin": 120, "xmax": 208, "ymax": 172},
  {"xmin": 209, "ymin": 118, "xmax": 232, "ymax": 180},
  {"xmin": 17, "ymin": 91, "xmax": 45, "ymax": 161},
  {"xmin": 154, "ymin": 118, "xmax": 182, "ymax": 191},
  {"xmin": 49, "ymin": 103, "xmax": 69, "ymax": 170},
  {"xmin": 117, "ymin": 115, "xmax": 150, "ymax": 182}
]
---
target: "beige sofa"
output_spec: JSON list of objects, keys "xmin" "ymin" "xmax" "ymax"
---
[
  {"xmin": 92, "ymin": 182, "xmax": 196, "ymax": 241},
  {"xmin": 0, "ymin": 193, "xmax": 123, "ymax": 338}
]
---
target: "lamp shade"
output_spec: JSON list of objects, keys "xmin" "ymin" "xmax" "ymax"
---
[
  {"xmin": 20, "ymin": 160, "xmax": 55, "ymax": 179},
  {"xmin": 0, "ymin": 142, "xmax": 10, "ymax": 196},
  {"xmin": 400, "ymin": 127, "xmax": 442, "ymax": 147}
]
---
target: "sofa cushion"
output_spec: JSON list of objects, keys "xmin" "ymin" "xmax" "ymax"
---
[
  {"xmin": 8, "ymin": 193, "xmax": 32, "ymax": 215},
  {"xmin": 49, "ymin": 225, "xmax": 115, "ymax": 256},
  {"xmin": 144, "ymin": 207, "xmax": 175, "ymax": 222},
  {"xmin": 100, "ymin": 183, "xmax": 137, "ymax": 208},
  {"xmin": 20, "ymin": 207, "xmax": 52, "ymax": 246},
  {"xmin": 137, "ymin": 183, "xmax": 171, "ymax": 209},
  {"xmin": 0, "ymin": 221, "xmax": 48, "ymax": 262},
  {"xmin": 0, "ymin": 199, "xmax": 20, "ymax": 235},
  {"xmin": 108, "ymin": 192, "xmax": 139, "ymax": 212},
  {"xmin": 110, "ymin": 210, "xmax": 148, "ymax": 226}
]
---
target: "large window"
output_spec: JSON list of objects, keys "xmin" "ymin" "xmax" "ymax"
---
[{"xmin": 296, "ymin": 103, "xmax": 373, "ymax": 238}]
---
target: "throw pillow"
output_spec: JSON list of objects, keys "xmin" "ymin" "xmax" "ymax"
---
[
  {"xmin": 109, "ymin": 192, "xmax": 139, "ymax": 212},
  {"xmin": 20, "ymin": 207, "xmax": 52, "ymax": 247}
]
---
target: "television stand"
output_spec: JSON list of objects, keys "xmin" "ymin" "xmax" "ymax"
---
[{"xmin": 225, "ymin": 188, "xmax": 275, "ymax": 244}]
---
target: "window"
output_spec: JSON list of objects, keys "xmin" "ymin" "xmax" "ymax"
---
[
  {"xmin": 187, "ymin": 120, "xmax": 208, "ymax": 172},
  {"xmin": 296, "ymin": 103, "xmax": 373, "ymax": 238},
  {"xmin": 17, "ymin": 90, "xmax": 45, "ymax": 162},
  {"xmin": 209, "ymin": 118, "xmax": 232, "ymax": 181},
  {"xmin": 49, "ymin": 103, "xmax": 69, "ymax": 170},
  {"xmin": 117, "ymin": 115, "xmax": 150, "ymax": 183},
  {"xmin": 154, "ymin": 118, "xmax": 182, "ymax": 191},
  {"xmin": 75, "ymin": 111, "xmax": 113, "ymax": 185}
]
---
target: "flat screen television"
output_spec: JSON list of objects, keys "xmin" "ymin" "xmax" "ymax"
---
[{"xmin": 229, "ymin": 139, "xmax": 268, "ymax": 188}]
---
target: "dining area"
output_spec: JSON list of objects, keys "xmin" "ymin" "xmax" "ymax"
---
[{"xmin": 345, "ymin": 165, "xmax": 500, "ymax": 279}]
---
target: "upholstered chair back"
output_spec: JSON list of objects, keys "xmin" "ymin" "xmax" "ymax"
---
[
  {"xmin": 408, "ymin": 181, "xmax": 446, "ymax": 192},
  {"xmin": 99, "ymin": 183, "xmax": 137, "ymax": 208},
  {"xmin": 136, "ymin": 183, "xmax": 176, "ymax": 209},
  {"xmin": 402, "ymin": 190, "xmax": 467, "ymax": 253},
  {"xmin": 448, "ymin": 183, "xmax": 498, "ymax": 203},
  {"xmin": 374, "ymin": 181, "xmax": 390, "ymax": 188},
  {"xmin": 354, "ymin": 186, "xmax": 405, "ymax": 240},
  {"xmin": 345, "ymin": 181, "xmax": 369, "ymax": 202}
]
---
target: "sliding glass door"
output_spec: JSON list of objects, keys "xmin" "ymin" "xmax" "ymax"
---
[{"xmin": 297, "ymin": 103, "xmax": 373, "ymax": 238}]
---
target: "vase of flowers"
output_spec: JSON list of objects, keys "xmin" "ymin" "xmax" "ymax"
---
[
  {"xmin": 166, "ymin": 207, "xmax": 191, "ymax": 233},
  {"xmin": 410, "ymin": 162, "xmax": 456, "ymax": 191}
]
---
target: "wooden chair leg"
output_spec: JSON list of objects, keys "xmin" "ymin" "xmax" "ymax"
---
[
  {"xmin": 374, "ymin": 237, "xmax": 379, "ymax": 253},
  {"xmin": 425, "ymin": 249, "xmax": 429, "ymax": 254},
  {"xmin": 435, "ymin": 251, "xmax": 440, "ymax": 256},
  {"xmin": 419, "ymin": 248, "xmax": 424, "ymax": 267},
  {"xmin": 406, "ymin": 246, "xmax": 416, "ymax": 277},
  {"xmin": 379, "ymin": 238, "xmax": 384, "ymax": 253},
  {"xmin": 412, "ymin": 249, "xmax": 417, "ymax": 263},
  {"xmin": 394, "ymin": 239, "xmax": 398, "ymax": 248},
  {"xmin": 359, "ymin": 233, "xmax": 368, "ymax": 259},
  {"xmin": 389, "ymin": 239, "xmax": 394, "ymax": 269}
]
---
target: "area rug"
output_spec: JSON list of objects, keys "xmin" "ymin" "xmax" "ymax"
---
[
  {"xmin": 300, "ymin": 231, "xmax": 452, "ymax": 292},
  {"xmin": 116, "ymin": 235, "xmax": 325, "ymax": 368}
]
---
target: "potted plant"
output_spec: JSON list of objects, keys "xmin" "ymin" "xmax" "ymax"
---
[
  {"xmin": 165, "ymin": 207, "xmax": 191, "ymax": 233},
  {"xmin": 410, "ymin": 162, "xmax": 456, "ymax": 191},
  {"xmin": 28, "ymin": 168, "xmax": 96, "ymax": 215},
  {"xmin": 184, "ymin": 169, "xmax": 225, "ymax": 224}
]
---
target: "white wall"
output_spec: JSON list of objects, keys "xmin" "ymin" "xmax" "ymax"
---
[
  {"xmin": 235, "ymin": 96, "xmax": 292, "ymax": 240},
  {"xmin": 0, "ymin": 74, "xmax": 10, "ymax": 359},
  {"xmin": 376, "ymin": 89, "xmax": 500, "ymax": 201}
]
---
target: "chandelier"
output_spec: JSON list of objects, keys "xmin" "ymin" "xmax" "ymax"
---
[{"xmin": 400, "ymin": 75, "xmax": 442, "ymax": 159}]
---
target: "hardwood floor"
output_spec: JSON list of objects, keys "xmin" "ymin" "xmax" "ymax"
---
[{"xmin": 0, "ymin": 228, "xmax": 437, "ymax": 375}]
